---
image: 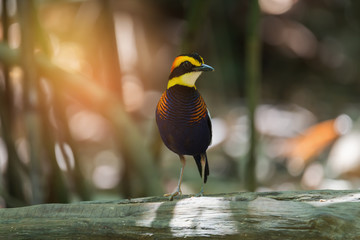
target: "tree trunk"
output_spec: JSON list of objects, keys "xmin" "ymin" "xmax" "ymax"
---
[{"xmin": 1, "ymin": 190, "xmax": 360, "ymax": 239}]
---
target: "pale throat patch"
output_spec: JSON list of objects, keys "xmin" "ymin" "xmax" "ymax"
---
[{"xmin": 167, "ymin": 72, "xmax": 202, "ymax": 88}]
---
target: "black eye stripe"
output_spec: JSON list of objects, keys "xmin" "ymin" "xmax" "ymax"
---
[
  {"xmin": 169, "ymin": 65, "xmax": 188, "ymax": 79},
  {"xmin": 169, "ymin": 61, "xmax": 195, "ymax": 79},
  {"xmin": 182, "ymin": 61, "xmax": 192, "ymax": 69}
]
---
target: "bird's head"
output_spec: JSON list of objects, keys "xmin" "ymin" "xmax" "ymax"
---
[{"xmin": 167, "ymin": 53, "xmax": 214, "ymax": 89}]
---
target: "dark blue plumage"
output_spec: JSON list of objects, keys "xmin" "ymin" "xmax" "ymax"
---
[
  {"xmin": 156, "ymin": 85, "xmax": 212, "ymax": 183},
  {"xmin": 156, "ymin": 53, "xmax": 214, "ymax": 200}
]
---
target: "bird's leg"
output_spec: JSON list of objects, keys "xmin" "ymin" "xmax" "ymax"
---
[
  {"xmin": 164, "ymin": 155, "xmax": 185, "ymax": 201},
  {"xmin": 195, "ymin": 154, "xmax": 206, "ymax": 197}
]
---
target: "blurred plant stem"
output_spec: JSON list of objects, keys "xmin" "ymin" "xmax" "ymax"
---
[
  {"xmin": 49, "ymin": 90, "xmax": 91, "ymax": 202},
  {"xmin": 97, "ymin": 0, "xmax": 123, "ymax": 99},
  {"xmin": 0, "ymin": 0, "xmax": 28, "ymax": 207},
  {"xmin": 181, "ymin": 0, "xmax": 211, "ymax": 53},
  {"xmin": 0, "ymin": 87, "xmax": 27, "ymax": 206},
  {"xmin": 244, "ymin": 0, "xmax": 261, "ymax": 192},
  {"xmin": 96, "ymin": 0, "xmax": 132, "ymax": 198},
  {"xmin": 17, "ymin": 0, "xmax": 45, "ymax": 204},
  {"xmin": 0, "ymin": 42, "xmax": 163, "ymax": 197},
  {"xmin": 210, "ymin": 2, "xmax": 241, "ymax": 102},
  {"xmin": 32, "ymin": 0, "xmax": 88, "ymax": 202}
]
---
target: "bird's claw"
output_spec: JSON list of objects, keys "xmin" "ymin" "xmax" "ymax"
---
[
  {"xmin": 193, "ymin": 186, "xmax": 204, "ymax": 198},
  {"xmin": 194, "ymin": 191, "xmax": 204, "ymax": 197},
  {"xmin": 164, "ymin": 188, "xmax": 182, "ymax": 201}
]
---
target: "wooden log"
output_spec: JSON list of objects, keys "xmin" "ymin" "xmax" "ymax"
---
[{"xmin": 1, "ymin": 190, "xmax": 360, "ymax": 239}]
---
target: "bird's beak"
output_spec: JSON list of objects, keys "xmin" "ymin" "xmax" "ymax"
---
[{"xmin": 193, "ymin": 63, "xmax": 214, "ymax": 72}]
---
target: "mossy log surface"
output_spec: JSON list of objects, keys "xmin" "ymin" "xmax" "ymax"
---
[{"xmin": 1, "ymin": 190, "xmax": 360, "ymax": 239}]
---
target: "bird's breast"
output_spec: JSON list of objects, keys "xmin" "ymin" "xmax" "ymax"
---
[
  {"xmin": 156, "ymin": 85, "xmax": 211, "ymax": 155},
  {"xmin": 156, "ymin": 85, "xmax": 207, "ymax": 126}
]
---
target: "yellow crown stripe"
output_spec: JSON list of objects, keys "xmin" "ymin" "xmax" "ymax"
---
[{"xmin": 171, "ymin": 56, "xmax": 202, "ymax": 71}]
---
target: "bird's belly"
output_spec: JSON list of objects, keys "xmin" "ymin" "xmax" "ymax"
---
[{"xmin": 157, "ymin": 117, "xmax": 211, "ymax": 155}]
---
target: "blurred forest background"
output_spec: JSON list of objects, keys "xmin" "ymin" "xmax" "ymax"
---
[{"xmin": 0, "ymin": 0, "xmax": 360, "ymax": 207}]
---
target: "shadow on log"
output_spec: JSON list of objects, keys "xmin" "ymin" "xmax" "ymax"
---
[{"xmin": 1, "ymin": 190, "xmax": 360, "ymax": 239}]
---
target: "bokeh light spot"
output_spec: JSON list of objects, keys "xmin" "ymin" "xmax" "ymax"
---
[
  {"xmin": 334, "ymin": 114, "xmax": 352, "ymax": 135},
  {"xmin": 122, "ymin": 74, "xmax": 144, "ymax": 112},
  {"xmin": 209, "ymin": 118, "xmax": 227, "ymax": 148},
  {"xmin": 0, "ymin": 138, "xmax": 8, "ymax": 173},
  {"xmin": 55, "ymin": 142, "xmax": 75, "ymax": 171},
  {"xmin": 8, "ymin": 22, "xmax": 21, "ymax": 49},
  {"xmin": 92, "ymin": 150, "xmax": 122, "ymax": 189},
  {"xmin": 16, "ymin": 138, "xmax": 30, "ymax": 165},
  {"xmin": 301, "ymin": 163, "xmax": 324, "ymax": 189},
  {"xmin": 69, "ymin": 110, "xmax": 108, "ymax": 141},
  {"xmin": 52, "ymin": 43, "xmax": 84, "ymax": 72},
  {"xmin": 259, "ymin": 0, "xmax": 297, "ymax": 15},
  {"xmin": 114, "ymin": 12, "xmax": 138, "ymax": 73}
]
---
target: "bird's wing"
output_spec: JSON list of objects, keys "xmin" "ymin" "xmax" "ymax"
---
[{"xmin": 207, "ymin": 109, "xmax": 212, "ymax": 145}]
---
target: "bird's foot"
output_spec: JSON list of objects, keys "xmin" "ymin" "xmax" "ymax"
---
[
  {"xmin": 193, "ymin": 186, "xmax": 204, "ymax": 198},
  {"xmin": 164, "ymin": 188, "xmax": 182, "ymax": 201}
]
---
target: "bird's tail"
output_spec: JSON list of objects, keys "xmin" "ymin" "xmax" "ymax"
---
[{"xmin": 194, "ymin": 154, "xmax": 209, "ymax": 183}]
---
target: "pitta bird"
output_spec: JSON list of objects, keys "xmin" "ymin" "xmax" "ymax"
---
[{"xmin": 156, "ymin": 53, "xmax": 214, "ymax": 200}]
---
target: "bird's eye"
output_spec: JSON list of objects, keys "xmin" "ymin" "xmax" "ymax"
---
[{"xmin": 183, "ymin": 61, "xmax": 192, "ymax": 70}]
